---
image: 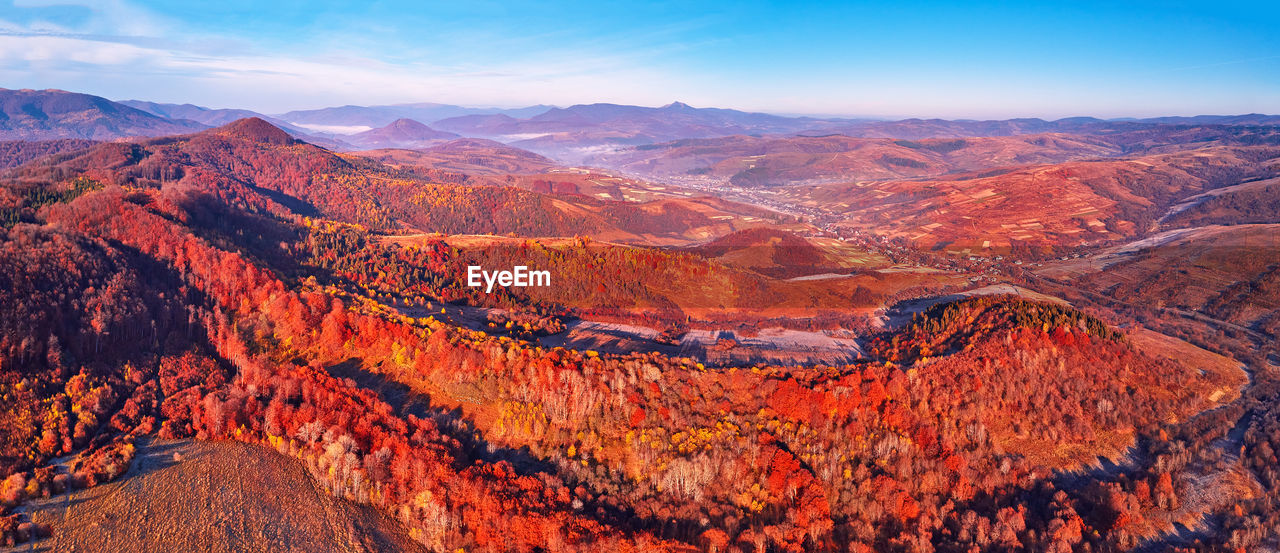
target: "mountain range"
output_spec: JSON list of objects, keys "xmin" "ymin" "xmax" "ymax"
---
[
  {"xmin": 3, "ymin": 86, "xmax": 1280, "ymax": 553},
  {"xmin": 273, "ymin": 102, "xmax": 554, "ymax": 130},
  {"xmin": 6, "ymin": 88, "xmax": 1280, "ymax": 160}
]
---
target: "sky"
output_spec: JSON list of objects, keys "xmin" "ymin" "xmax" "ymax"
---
[{"xmin": 0, "ymin": 0, "xmax": 1277, "ymax": 118}]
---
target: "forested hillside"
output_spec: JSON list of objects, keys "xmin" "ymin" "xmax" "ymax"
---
[{"xmin": 0, "ymin": 118, "xmax": 1275, "ymax": 552}]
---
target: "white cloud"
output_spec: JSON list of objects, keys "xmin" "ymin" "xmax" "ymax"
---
[
  {"xmin": 11, "ymin": 0, "xmax": 174, "ymax": 36},
  {"xmin": 0, "ymin": 34, "xmax": 153, "ymax": 64},
  {"xmin": 0, "ymin": 0, "xmax": 698, "ymax": 112},
  {"xmin": 2, "ymin": 0, "xmax": 1274, "ymax": 118},
  {"xmin": 0, "ymin": 23, "xmax": 690, "ymax": 112}
]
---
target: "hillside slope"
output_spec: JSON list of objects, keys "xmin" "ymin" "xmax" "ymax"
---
[
  {"xmin": 0, "ymin": 89, "xmax": 205, "ymax": 140},
  {"xmin": 3, "ymin": 118, "xmax": 792, "ymax": 244},
  {"xmin": 591, "ymin": 133, "xmax": 1124, "ymax": 184},
  {"xmin": 790, "ymin": 146, "xmax": 1280, "ymax": 253},
  {"xmin": 17, "ymin": 440, "xmax": 429, "ymax": 553}
]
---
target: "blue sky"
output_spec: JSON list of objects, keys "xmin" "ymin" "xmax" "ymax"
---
[{"xmin": 1, "ymin": 0, "xmax": 1277, "ymax": 118}]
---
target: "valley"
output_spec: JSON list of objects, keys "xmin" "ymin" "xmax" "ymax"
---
[{"xmin": 0, "ymin": 86, "xmax": 1277, "ymax": 553}]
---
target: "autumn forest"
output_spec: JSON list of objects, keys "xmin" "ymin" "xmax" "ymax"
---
[{"xmin": 0, "ymin": 79, "xmax": 1278, "ymax": 553}]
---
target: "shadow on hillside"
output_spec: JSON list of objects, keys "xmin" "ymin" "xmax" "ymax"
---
[
  {"xmin": 322, "ymin": 358, "xmax": 557, "ymax": 476},
  {"xmin": 320, "ymin": 358, "xmax": 724, "ymax": 541}
]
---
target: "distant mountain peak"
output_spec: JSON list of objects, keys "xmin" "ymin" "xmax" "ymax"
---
[
  {"xmin": 360, "ymin": 118, "xmax": 456, "ymax": 139},
  {"xmin": 212, "ymin": 117, "xmax": 297, "ymax": 145},
  {"xmin": 663, "ymin": 101, "xmax": 695, "ymax": 110},
  {"xmin": 384, "ymin": 118, "xmax": 432, "ymax": 130},
  {"xmin": 345, "ymin": 117, "xmax": 459, "ymax": 149}
]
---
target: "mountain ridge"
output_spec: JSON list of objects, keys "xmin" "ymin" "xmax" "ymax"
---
[
  {"xmin": 0, "ymin": 88, "xmax": 206, "ymax": 141},
  {"xmin": 274, "ymin": 102, "xmax": 553, "ymax": 128}
]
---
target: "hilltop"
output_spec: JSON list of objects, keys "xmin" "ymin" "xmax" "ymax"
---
[{"xmin": 346, "ymin": 118, "xmax": 460, "ymax": 149}]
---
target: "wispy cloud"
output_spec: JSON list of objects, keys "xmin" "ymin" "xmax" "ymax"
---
[
  {"xmin": 9, "ymin": 0, "xmax": 175, "ymax": 36},
  {"xmin": 0, "ymin": 0, "xmax": 697, "ymax": 111},
  {"xmin": 0, "ymin": 0, "xmax": 1274, "ymax": 118}
]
